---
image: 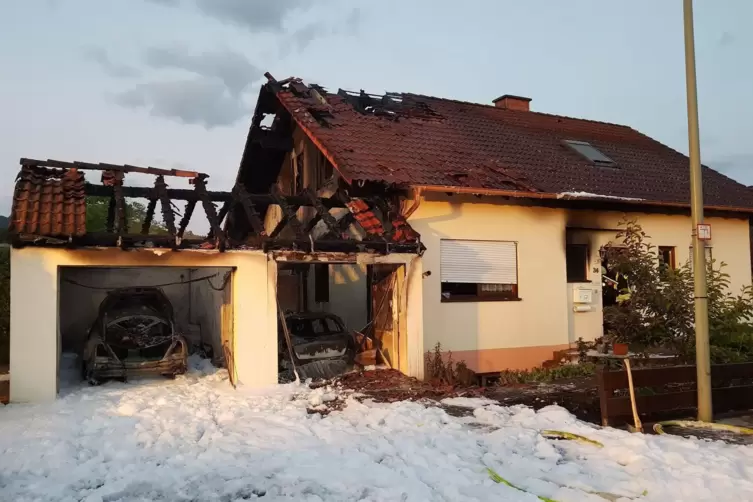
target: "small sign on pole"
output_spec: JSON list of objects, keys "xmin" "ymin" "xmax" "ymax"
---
[{"xmin": 697, "ymin": 223, "xmax": 712, "ymax": 241}]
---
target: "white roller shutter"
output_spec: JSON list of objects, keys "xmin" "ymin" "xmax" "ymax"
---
[{"xmin": 440, "ymin": 240, "xmax": 517, "ymax": 284}]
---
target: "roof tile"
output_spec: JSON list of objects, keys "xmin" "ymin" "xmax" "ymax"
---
[
  {"xmin": 273, "ymin": 82, "xmax": 753, "ymax": 209},
  {"xmin": 10, "ymin": 166, "xmax": 86, "ymax": 237}
]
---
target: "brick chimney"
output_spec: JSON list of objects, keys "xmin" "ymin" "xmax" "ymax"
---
[{"xmin": 493, "ymin": 94, "xmax": 531, "ymax": 111}]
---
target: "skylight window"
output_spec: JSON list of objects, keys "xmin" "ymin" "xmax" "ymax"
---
[{"xmin": 563, "ymin": 140, "xmax": 616, "ymax": 167}]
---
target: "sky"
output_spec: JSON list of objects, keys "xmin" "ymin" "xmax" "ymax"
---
[{"xmin": 1, "ymin": 0, "xmax": 752, "ymax": 225}]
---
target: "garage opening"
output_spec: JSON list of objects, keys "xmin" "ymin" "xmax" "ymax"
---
[
  {"xmin": 57, "ymin": 266, "xmax": 234, "ymax": 390},
  {"xmin": 275, "ymin": 260, "xmax": 406, "ymax": 381}
]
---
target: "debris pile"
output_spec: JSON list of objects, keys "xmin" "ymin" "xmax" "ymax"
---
[{"xmin": 337, "ymin": 369, "xmax": 484, "ymax": 403}]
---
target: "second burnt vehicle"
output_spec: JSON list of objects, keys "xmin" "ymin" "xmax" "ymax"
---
[
  {"xmin": 82, "ymin": 287, "xmax": 188, "ymax": 384},
  {"xmin": 278, "ymin": 311, "xmax": 357, "ymax": 381}
]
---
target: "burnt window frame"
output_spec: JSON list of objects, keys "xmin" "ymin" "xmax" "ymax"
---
[{"xmin": 566, "ymin": 244, "xmax": 590, "ymax": 283}]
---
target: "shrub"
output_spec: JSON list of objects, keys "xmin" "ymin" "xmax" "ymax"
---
[
  {"xmin": 602, "ymin": 218, "xmax": 753, "ymax": 363},
  {"xmin": 424, "ymin": 342, "xmax": 473, "ymax": 386}
]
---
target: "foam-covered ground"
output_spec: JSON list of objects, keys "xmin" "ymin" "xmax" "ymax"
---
[{"xmin": 2, "ymin": 357, "xmax": 752, "ymax": 501}]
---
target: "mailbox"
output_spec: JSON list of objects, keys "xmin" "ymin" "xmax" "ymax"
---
[{"xmin": 573, "ymin": 287, "xmax": 593, "ymax": 304}]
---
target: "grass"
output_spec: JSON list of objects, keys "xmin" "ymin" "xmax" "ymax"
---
[{"xmin": 497, "ymin": 363, "xmax": 597, "ymax": 386}]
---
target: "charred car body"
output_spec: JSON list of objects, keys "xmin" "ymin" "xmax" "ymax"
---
[
  {"xmin": 82, "ymin": 287, "xmax": 187, "ymax": 384},
  {"xmin": 279, "ymin": 312, "xmax": 356, "ymax": 380}
]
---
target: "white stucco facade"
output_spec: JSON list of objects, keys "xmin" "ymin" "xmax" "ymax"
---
[
  {"xmin": 10, "ymin": 248, "xmax": 277, "ymax": 403},
  {"xmin": 10, "ymin": 247, "xmax": 425, "ymax": 403},
  {"xmin": 410, "ymin": 196, "xmax": 752, "ymax": 373}
]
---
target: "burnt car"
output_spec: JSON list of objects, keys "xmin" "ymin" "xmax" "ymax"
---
[
  {"xmin": 82, "ymin": 287, "xmax": 187, "ymax": 384},
  {"xmin": 279, "ymin": 312, "xmax": 356, "ymax": 380}
]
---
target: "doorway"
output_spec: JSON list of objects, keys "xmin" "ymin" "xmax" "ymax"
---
[{"xmin": 274, "ymin": 260, "xmax": 408, "ymax": 379}]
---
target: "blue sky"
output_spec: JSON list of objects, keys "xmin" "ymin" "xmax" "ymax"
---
[{"xmin": 1, "ymin": 0, "xmax": 751, "ymax": 219}]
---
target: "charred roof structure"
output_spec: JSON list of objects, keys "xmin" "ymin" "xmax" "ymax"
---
[
  {"xmin": 12, "ymin": 72, "xmax": 753, "ymax": 254},
  {"xmin": 8, "ymin": 158, "xmax": 423, "ymax": 254},
  {"xmin": 235, "ymin": 73, "xmax": 753, "ymax": 215}
]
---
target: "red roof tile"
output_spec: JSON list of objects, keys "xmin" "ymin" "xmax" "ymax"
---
[
  {"xmin": 10, "ymin": 166, "xmax": 87, "ymax": 237},
  {"xmin": 270, "ymin": 81, "xmax": 753, "ymax": 210}
]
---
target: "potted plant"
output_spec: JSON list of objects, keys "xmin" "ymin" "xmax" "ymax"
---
[{"xmin": 612, "ymin": 342, "xmax": 629, "ymax": 356}]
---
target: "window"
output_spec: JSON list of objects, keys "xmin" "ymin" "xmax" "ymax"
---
[
  {"xmin": 440, "ymin": 240, "xmax": 519, "ymax": 302},
  {"xmin": 566, "ymin": 244, "xmax": 589, "ymax": 282},
  {"xmin": 563, "ymin": 140, "xmax": 616, "ymax": 167},
  {"xmin": 658, "ymin": 246, "xmax": 676, "ymax": 270}
]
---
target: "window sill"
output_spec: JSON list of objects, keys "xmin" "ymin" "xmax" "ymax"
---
[
  {"xmin": 441, "ymin": 296, "xmax": 522, "ymax": 303},
  {"xmin": 567, "ymin": 280, "xmax": 592, "ymax": 284}
]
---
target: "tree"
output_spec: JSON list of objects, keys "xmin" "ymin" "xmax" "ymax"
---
[
  {"xmin": 86, "ymin": 197, "xmax": 168, "ymax": 234},
  {"xmin": 85, "ymin": 197, "xmax": 204, "ymax": 238},
  {"xmin": 0, "ymin": 215, "xmax": 8, "ymax": 243}
]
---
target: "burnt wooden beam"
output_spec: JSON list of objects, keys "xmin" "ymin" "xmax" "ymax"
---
[
  {"xmin": 21, "ymin": 158, "xmax": 201, "ymax": 179},
  {"xmin": 106, "ymin": 192, "xmax": 115, "ymax": 233},
  {"xmin": 114, "ymin": 184, "xmax": 127, "ymax": 235},
  {"xmin": 303, "ymin": 188, "xmax": 340, "ymax": 236},
  {"xmin": 327, "ymin": 189, "xmax": 358, "ymax": 238},
  {"xmin": 178, "ymin": 200, "xmax": 196, "ymax": 238},
  {"xmin": 142, "ymin": 196, "xmax": 157, "ymax": 235},
  {"xmin": 194, "ymin": 176, "xmax": 225, "ymax": 250},
  {"xmin": 154, "ymin": 176, "xmax": 177, "ymax": 244},
  {"xmin": 231, "ymin": 183, "xmax": 266, "ymax": 236},
  {"xmin": 208, "ymin": 200, "xmax": 230, "ymax": 240},
  {"xmin": 85, "ymin": 183, "xmax": 230, "ymax": 202},
  {"xmin": 64, "ymin": 233, "xmax": 207, "ymax": 249},
  {"xmin": 84, "ymin": 183, "xmax": 346, "ymax": 208},
  {"xmin": 270, "ymin": 185, "xmax": 304, "ymax": 239},
  {"xmin": 303, "ymin": 214, "xmax": 322, "ymax": 234},
  {"xmin": 262, "ymin": 238, "xmax": 422, "ymax": 254},
  {"xmin": 373, "ymin": 197, "xmax": 401, "ymax": 241},
  {"xmin": 12, "ymin": 231, "xmax": 424, "ymax": 254},
  {"xmin": 110, "ymin": 171, "xmax": 127, "ymax": 236},
  {"xmin": 217, "ymin": 201, "xmax": 231, "ymax": 226},
  {"xmin": 331, "ymin": 212, "xmax": 355, "ymax": 238},
  {"xmin": 268, "ymin": 213, "xmax": 294, "ymax": 240}
]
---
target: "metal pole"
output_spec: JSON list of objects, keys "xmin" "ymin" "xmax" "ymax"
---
[{"xmin": 683, "ymin": 0, "xmax": 713, "ymax": 422}]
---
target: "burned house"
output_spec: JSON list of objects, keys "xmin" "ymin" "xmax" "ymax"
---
[
  {"xmin": 234, "ymin": 73, "xmax": 753, "ymax": 377},
  {"xmin": 7, "ymin": 138, "xmax": 424, "ymax": 402},
  {"xmin": 8, "ymin": 70, "xmax": 753, "ymax": 402}
]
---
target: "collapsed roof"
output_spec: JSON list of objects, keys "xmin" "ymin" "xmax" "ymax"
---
[
  {"xmin": 8, "ymin": 158, "xmax": 423, "ymax": 254},
  {"xmin": 238, "ymin": 74, "xmax": 753, "ymax": 213}
]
